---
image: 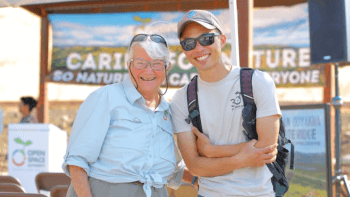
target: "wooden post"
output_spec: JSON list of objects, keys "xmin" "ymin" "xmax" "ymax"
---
[
  {"xmin": 37, "ymin": 12, "xmax": 49, "ymax": 123},
  {"xmin": 237, "ymin": 0, "xmax": 253, "ymax": 68},
  {"xmin": 324, "ymin": 63, "xmax": 336, "ymax": 196}
]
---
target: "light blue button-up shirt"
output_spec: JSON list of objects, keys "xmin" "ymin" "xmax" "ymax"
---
[{"xmin": 62, "ymin": 76, "xmax": 184, "ymax": 197}]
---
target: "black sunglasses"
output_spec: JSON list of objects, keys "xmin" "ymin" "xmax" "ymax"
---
[
  {"xmin": 180, "ymin": 33, "xmax": 221, "ymax": 51},
  {"xmin": 129, "ymin": 34, "xmax": 168, "ymax": 48}
]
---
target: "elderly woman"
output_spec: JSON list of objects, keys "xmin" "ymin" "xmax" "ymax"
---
[{"xmin": 63, "ymin": 34, "xmax": 186, "ymax": 197}]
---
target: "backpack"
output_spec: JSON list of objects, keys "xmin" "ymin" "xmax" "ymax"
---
[{"xmin": 185, "ymin": 68, "xmax": 294, "ymax": 197}]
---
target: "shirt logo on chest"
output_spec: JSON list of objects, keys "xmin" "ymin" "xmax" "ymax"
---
[
  {"xmin": 230, "ymin": 91, "xmax": 244, "ymax": 110},
  {"xmin": 163, "ymin": 110, "xmax": 168, "ymax": 121}
]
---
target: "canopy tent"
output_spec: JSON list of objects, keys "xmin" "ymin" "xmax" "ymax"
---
[
  {"xmin": 0, "ymin": 0, "xmax": 308, "ymax": 122},
  {"xmin": 1, "ymin": 0, "xmax": 307, "ymax": 14},
  {"xmin": 1, "ymin": 2, "xmax": 341, "ymax": 196}
]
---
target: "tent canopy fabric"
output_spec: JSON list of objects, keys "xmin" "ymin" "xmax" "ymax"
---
[
  {"xmin": 1, "ymin": 0, "xmax": 307, "ymax": 16},
  {"xmin": 0, "ymin": 0, "xmax": 79, "ymax": 8}
]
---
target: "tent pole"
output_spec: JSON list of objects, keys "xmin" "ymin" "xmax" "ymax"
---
[
  {"xmin": 237, "ymin": 0, "xmax": 253, "ymax": 68},
  {"xmin": 38, "ymin": 12, "xmax": 49, "ymax": 123}
]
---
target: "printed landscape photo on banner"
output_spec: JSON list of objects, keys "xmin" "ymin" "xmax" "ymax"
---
[{"xmin": 49, "ymin": 2, "xmax": 321, "ymax": 88}]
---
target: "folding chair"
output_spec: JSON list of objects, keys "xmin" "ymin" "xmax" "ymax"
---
[
  {"xmin": 0, "ymin": 193, "xmax": 47, "ymax": 197},
  {"xmin": 0, "ymin": 183, "xmax": 26, "ymax": 193},
  {"xmin": 0, "ymin": 176, "xmax": 21, "ymax": 186},
  {"xmin": 50, "ymin": 185, "xmax": 69, "ymax": 197},
  {"xmin": 35, "ymin": 172, "xmax": 70, "ymax": 194}
]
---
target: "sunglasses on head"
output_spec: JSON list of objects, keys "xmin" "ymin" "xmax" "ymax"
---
[
  {"xmin": 180, "ymin": 33, "xmax": 221, "ymax": 51},
  {"xmin": 130, "ymin": 34, "xmax": 168, "ymax": 48}
]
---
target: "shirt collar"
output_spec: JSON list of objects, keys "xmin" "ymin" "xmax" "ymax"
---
[
  {"xmin": 122, "ymin": 75, "xmax": 142, "ymax": 105},
  {"xmin": 154, "ymin": 96, "xmax": 170, "ymax": 115},
  {"xmin": 122, "ymin": 76, "xmax": 171, "ymax": 115}
]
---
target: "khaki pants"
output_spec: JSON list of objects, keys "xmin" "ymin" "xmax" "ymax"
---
[{"xmin": 66, "ymin": 177, "xmax": 168, "ymax": 197}]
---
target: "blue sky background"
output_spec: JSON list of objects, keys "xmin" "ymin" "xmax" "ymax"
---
[{"xmin": 48, "ymin": 3, "xmax": 309, "ymax": 48}]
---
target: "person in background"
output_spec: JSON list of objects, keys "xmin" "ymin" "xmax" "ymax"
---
[
  {"xmin": 63, "ymin": 33, "xmax": 191, "ymax": 197},
  {"xmin": 19, "ymin": 96, "xmax": 38, "ymax": 123}
]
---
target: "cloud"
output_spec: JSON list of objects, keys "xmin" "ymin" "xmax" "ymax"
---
[
  {"xmin": 53, "ymin": 39, "xmax": 78, "ymax": 46},
  {"xmin": 166, "ymin": 37, "xmax": 180, "ymax": 46},
  {"xmin": 90, "ymin": 26, "xmax": 120, "ymax": 35},
  {"xmin": 82, "ymin": 40, "xmax": 116, "ymax": 46},
  {"xmin": 70, "ymin": 30, "xmax": 93, "ymax": 40},
  {"xmin": 53, "ymin": 31, "xmax": 66, "ymax": 38},
  {"xmin": 89, "ymin": 26, "xmax": 133, "ymax": 35},
  {"xmin": 53, "ymin": 21, "xmax": 85, "ymax": 29},
  {"xmin": 144, "ymin": 22, "xmax": 177, "ymax": 34},
  {"xmin": 213, "ymin": 4, "xmax": 310, "ymax": 47},
  {"xmin": 113, "ymin": 34, "xmax": 132, "ymax": 46},
  {"xmin": 254, "ymin": 25, "xmax": 310, "ymax": 46},
  {"xmin": 253, "ymin": 3, "xmax": 308, "ymax": 28},
  {"xmin": 52, "ymin": 22, "xmax": 144, "ymax": 46},
  {"xmin": 160, "ymin": 12, "xmax": 182, "ymax": 21}
]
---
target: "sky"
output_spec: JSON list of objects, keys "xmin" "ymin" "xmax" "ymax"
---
[{"xmin": 48, "ymin": 3, "xmax": 310, "ymax": 48}]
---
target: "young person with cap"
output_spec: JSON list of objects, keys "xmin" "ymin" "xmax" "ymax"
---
[{"xmin": 170, "ymin": 10, "xmax": 281, "ymax": 196}]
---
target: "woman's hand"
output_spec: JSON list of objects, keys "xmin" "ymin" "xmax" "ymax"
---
[{"xmin": 191, "ymin": 126, "xmax": 214, "ymax": 158}]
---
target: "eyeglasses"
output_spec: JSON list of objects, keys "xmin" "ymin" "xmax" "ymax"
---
[
  {"xmin": 180, "ymin": 33, "xmax": 221, "ymax": 51},
  {"xmin": 130, "ymin": 34, "xmax": 168, "ymax": 48},
  {"xmin": 130, "ymin": 58, "xmax": 167, "ymax": 71}
]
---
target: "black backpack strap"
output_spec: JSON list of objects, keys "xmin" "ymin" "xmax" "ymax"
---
[
  {"xmin": 289, "ymin": 139, "xmax": 294, "ymax": 169},
  {"xmin": 267, "ymin": 163, "xmax": 284, "ymax": 181},
  {"xmin": 185, "ymin": 75, "xmax": 203, "ymax": 133},
  {"xmin": 240, "ymin": 68, "xmax": 255, "ymax": 106},
  {"xmin": 241, "ymin": 67, "xmax": 292, "ymax": 195}
]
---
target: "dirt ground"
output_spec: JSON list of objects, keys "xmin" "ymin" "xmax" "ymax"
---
[{"xmin": 1, "ymin": 101, "xmax": 350, "ymax": 178}]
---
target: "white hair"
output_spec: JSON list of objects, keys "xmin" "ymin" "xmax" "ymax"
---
[{"xmin": 126, "ymin": 37, "xmax": 170, "ymax": 65}]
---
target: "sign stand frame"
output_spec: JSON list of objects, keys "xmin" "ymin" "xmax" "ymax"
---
[
  {"xmin": 281, "ymin": 104, "xmax": 332, "ymax": 197},
  {"xmin": 332, "ymin": 63, "xmax": 350, "ymax": 197}
]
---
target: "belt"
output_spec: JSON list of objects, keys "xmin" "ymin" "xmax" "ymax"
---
[{"xmin": 131, "ymin": 181, "xmax": 144, "ymax": 186}]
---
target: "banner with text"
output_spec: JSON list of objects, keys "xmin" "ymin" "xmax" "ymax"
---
[{"xmin": 48, "ymin": 3, "xmax": 319, "ymax": 87}]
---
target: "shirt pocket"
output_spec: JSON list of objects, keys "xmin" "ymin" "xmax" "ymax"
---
[
  {"xmin": 111, "ymin": 113, "xmax": 149, "ymax": 131},
  {"xmin": 107, "ymin": 113, "xmax": 150, "ymax": 151},
  {"xmin": 158, "ymin": 119, "xmax": 176, "ymax": 165}
]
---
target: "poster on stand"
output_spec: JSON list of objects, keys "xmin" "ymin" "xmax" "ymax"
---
[
  {"xmin": 8, "ymin": 124, "xmax": 67, "ymax": 193},
  {"xmin": 281, "ymin": 104, "xmax": 331, "ymax": 197}
]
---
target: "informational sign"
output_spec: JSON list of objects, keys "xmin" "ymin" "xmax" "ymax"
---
[
  {"xmin": 48, "ymin": 3, "xmax": 322, "ymax": 88},
  {"xmin": 252, "ymin": 47, "xmax": 324, "ymax": 87},
  {"xmin": 8, "ymin": 124, "xmax": 67, "ymax": 193},
  {"xmin": 281, "ymin": 104, "xmax": 331, "ymax": 197}
]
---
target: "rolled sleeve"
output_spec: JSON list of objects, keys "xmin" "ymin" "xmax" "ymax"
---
[
  {"xmin": 62, "ymin": 155, "xmax": 90, "ymax": 176},
  {"xmin": 62, "ymin": 87, "xmax": 111, "ymax": 177},
  {"xmin": 253, "ymin": 70, "xmax": 281, "ymax": 118},
  {"xmin": 167, "ymin": 143, "xmax": 185, "ymax": 189}
]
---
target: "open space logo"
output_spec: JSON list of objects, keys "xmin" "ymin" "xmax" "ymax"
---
[{"xmin": 12, "ymin": 138, "xmax": 32, "ymax": 166}]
